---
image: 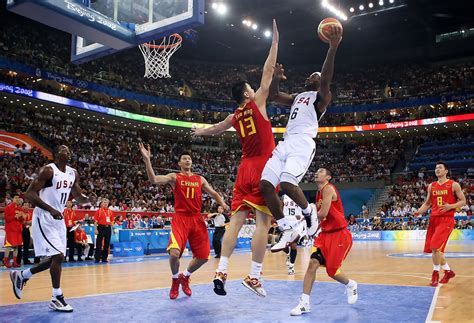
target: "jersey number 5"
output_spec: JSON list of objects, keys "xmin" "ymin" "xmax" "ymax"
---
[
  {"xmin": 186, "ymin": 187, "xmax": 195, "ymax": 199},
  {"xmin": 238, "ymin": 116, "xmax": 257, "ymax": 138}
]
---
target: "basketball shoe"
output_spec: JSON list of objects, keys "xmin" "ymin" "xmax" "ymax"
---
[
  {"xmin": 305, "ymin": 204, "xmax": 319, "ymax": 237},
  {"xmin": 242, "ymin": 276, "xmax": 266, "ymax": 297},
  {"xmin": 288, "ymin": 264, "xmax": 295, "ymax": 275},
  {"xmin": 49, "ymin": 295, "xmax": 73, "ymax": 312},
  {"xmin": 271, "ymin": 221, "xmax": 305, "ymax": 253},
  {"xmin": 346, "ymin": 280, "xmax": 358, "ymax": 305},
  {"xmin": 213, "ymin": 271, "xmax": 228, "ymax": 296},
  {"xmin": 430, "ymin": 270, "xmax": 439, "ymax": 287},
  {"xmin": 439, "ymin": 270, "xmax": 455, "ymax": 284},
  {"xmin": 290, "ymin": 297, "xmax": 311, "ymax": 316},
  {"xmin": 170, "ymin": 277, "xmax": 180, "ymax": 299},
  {"xmin": 10, "ymin": 270, "xmax": 28, "ymax": 299},
  {"xmin": 179, "ymin": 274, "xmax": 192, "ymax": 296}
]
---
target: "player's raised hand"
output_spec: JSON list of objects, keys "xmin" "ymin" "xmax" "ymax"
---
[
  {"xmin": 191, "ymin": 124, "xmax": 203, "ymax": 137},
  {"xmin": 272, "ymin": 19, "xmax": 279, "ymax": 44},
  {"xmin": 273, "ymin": 63, "xmax": 287, "ymax": 81},
  {"xmin": 138, "ymin": 142, "xmax": 151, "ymax": 160},
  {"xmin": 328, "ymin": 25, "xmax": 342, "ymax": 48}
]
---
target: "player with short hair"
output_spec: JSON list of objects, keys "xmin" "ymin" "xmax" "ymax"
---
[
  {"xmin": 192, "ymin": 20, "xmax": 281, "ymax": 297},
  {"xmin": 415, "ymin": 161, "xmax": 466, "ymax": 287},
  {"xmin": 139, "ymin": 144, "xmax": 228, "ymax": 299},
  {"xmin": 259, "ymin": 25, "xmax": 343, "ymax": 253},
  {"xmin": 291, "ymin": 168, "xmax": 357, "ymax": 316},
  {"xmin": 10, "ymin": 145, "xmax": 94, "ymax": 312}
]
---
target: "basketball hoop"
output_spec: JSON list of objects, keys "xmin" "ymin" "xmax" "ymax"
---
[{"xmin": 139, "ymin": 33, "xmax": 182, "ymax": 79}]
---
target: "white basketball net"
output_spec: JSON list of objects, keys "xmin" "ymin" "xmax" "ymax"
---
[{"xmin": 139, "ymin": 34, "xmax": 182, "ymax": 79}]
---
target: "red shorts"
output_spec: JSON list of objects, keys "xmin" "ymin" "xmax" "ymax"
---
[
  {"xmin": 424, "ymin": 216, "xmax": 454, "ymax": 253},
  {"xmin": 232, "ymin": 156, "xmax": 271, "ymax": 216},
  {"xmin": 312, "ymin": 228, "xmax": 352, "ymax": 277},
  {"xmin": 4, "ymin": 222, "xmax": 23, "ymax": 247},
  {"xmin": 167, "ymin": 213, "xmax": 210, "ymax": 259}
]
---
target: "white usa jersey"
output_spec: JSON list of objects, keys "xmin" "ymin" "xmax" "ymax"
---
[
  {"xmin": 283, "ymin": 195, "xmax": 302, "ymax": 218},
  {"xmin": 285, "ymin": 91, "xmax": 325, "ymax": 138},
  {"xmin": 39, "ymin": 163, "xmax": 76, "ymax": 213}
]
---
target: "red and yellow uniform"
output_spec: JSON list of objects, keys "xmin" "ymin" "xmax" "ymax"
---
[
  {"xmin": 63, "ymin": 208, "xmax": 76, "ymax": 228},
  {"xmin": 312, "ymin": 183, "xmax": 352, "ymax": 277},
  {"xmin": 94, "ymin": 207, "xmax": 113, "ymax": 226},
  {"xmin": 231, "ymin": 101, "xmax": 275, "ymax": 215},
  {"xmin": 167, "ymin": 173, "xmax": 209, "ymax": 259},
  {"xmin": 424, "ymin": 179, "xmax": 458, "ymax": 253},
  {"xmin": 74, "ymin": 230, "xmax": 87, "ymax": 243},
  {"xmin": 4, "ymin": 202, "xmax": 24, "ymax": 247}
]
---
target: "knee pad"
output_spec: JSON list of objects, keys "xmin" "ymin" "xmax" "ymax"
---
[{"xmin": 310, "ymin": 248, "xmax": 326, "ymax": 266}]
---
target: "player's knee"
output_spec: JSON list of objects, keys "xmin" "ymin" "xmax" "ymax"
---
[
  {"xmin": 52, "ymin": 253, "xmax": 64, "ymax": 263},
  {"xmin": 168, "ymin": 249, "xmax": 180, "ymax": 259},
  {"xmin": 259, "ymin": 180, "xmax": 274, "ymax": 196},
  {"xmin": 308, "ymin": 258, "xmax": 320, "ymax": 272}
]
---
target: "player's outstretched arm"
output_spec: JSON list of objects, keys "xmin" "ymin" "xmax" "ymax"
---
[
  {"xmin": 201, "ymin": 176, "xmax": 229, "ymax": 211},
  {"xmin": 71, "ymin": 170, "xmax": 95, "ymax": 205},
  {"xmin": 317, "ymin": 185, "xmax": 335, "ymax": 221},
  {"xmin": 25, "ymin": 166, "xmax": 63, "ymax": 219},
  {"xmin": 439, "ymin": 182, "xmax": 467, "ymax": 213},
  {"xmin": 268, "ymin": 63, "xmax": 296, "ymax": 106},
  {"xmin": 317, "ymin": 26, "xmax": 342, "ymax": 114},
  {"xmin": 138, "ymin": 143, "xmax": 176, "ymax": 186},
  {"xmin": 254, "ymin": 19, "xmax": 279, "ymax": 117},
  {"xmin": 416, "ymin": 183, "xmax": 432, "ymax": 215},
  {"xmin": 191, "ymin": 114, "xmax": 233, "ymax": 137}
]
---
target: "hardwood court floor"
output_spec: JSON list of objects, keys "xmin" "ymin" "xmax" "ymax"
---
[{"xmin": 1, "ymin": 241, "xmax": 473, "ymax": 322}]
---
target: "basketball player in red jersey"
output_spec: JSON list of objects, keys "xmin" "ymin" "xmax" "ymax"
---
[
  {"xmin": 290, "ymin": 168, "xmax": 357, "ymax": 316},
  {"xmin": 139, "ymin": 143, "xmax": 228, "ymax": 300},
  {"xmin": 415, "ymin": 162, "xmax": 466, "ymax": 287},
  {"xmin": 191, "ymin": 20, "xmax": 285, "ymax": 297}
]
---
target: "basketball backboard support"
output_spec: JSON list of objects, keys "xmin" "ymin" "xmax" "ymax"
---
[
  {"xmin": 6, "ymin": 0, "xmax": 204, "ymax": 64},
  {"xmin": 71, "ymin": 0, "xmax": 204, "ymax": 64}
]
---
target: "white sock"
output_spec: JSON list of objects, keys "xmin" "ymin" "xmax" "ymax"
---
[
  {"xmin": 441, "ymin": 263, "xmax": 450, "ymax": 271},
  {"xmin": 183, "ymin": 270, "xmax": 192, "ymax": 277},
  {"xmin": 277, "ymin": 218, "xmax": 290, "ymax": 230},
  {"xmin": 52, "ymin": 288, "xmax": 62, "ymax": 297},
  {"xmin": 217, "ymin": 256, "xmax": 229, "ymax": 273},
  {"xmin": 22, "ymin": 269, "xmax": 33, "ymax": 279},
  {"xmin": 302, "ymin": 205, "xmax": 311, "ymax": 215},
  {"xmin": 172, "ymin": 273, "xmax": 179, "ymax": 279},
  {"xmin": 346, "ymin": 279, "xmax": 356, "ymax": 288},
  {"xmin": 249, "ymin": 261, "xmax": 263, "ymax": 279},
  {"xmin": 433, "ymin": 265, "xmax": 441, "ymax": 271},
  {"xmin": 301, "ymin": 293, "xmax": 310, "ymax": 303}
]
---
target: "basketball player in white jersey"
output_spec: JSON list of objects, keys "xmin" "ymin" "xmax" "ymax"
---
[
  {"xmin": 281, "ymin": 194, "xmax": 307, "ymax": 275},
  {"xmin": 259, "ymin": 26, "xmax": 342, "ymax": 252},
  {"xmin": 10, "ymin": 145, "xmax": 94, "ymax": 312}
]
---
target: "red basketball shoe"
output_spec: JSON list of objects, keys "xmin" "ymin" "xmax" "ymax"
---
[
  {"xmin": 430, "ymin": 270, "xmax": 439, "ymax": 287},
  {"xmin": 179, "ymin": 274, "xmax": 192, "ymax": 297},
  {"xmin": 439, "ymin": 270, "xmax": 455, "ymax": 284},
  {"xmin": 169, "ymin": 277, "xmax": 180, "ymax": 299}
]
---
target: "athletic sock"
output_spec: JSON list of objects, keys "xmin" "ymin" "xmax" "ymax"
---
[
  {"xmin": 183, "ymin": 270, "xmax": 192, "ymax": 277},
  {"xmin": 22, "ymin": 268, "xmax": 33, "ymax": 279},
  {"xmin": 52, "ymin": 288, "xmax": 62, "ymax": 297},
  {"xmin": 433, "ymin": 265, "xmax": 441, "ymax": 271},
  {"xmin": 172, "ymin": 273, "xmax": 179, "ymax": 279},
  {"xmin": 249, "ymin": 261, "xmax": 263, "ymax": 279},
  {"xmin": 301, "ymin": 293, "xmax": 310, "ymax": 303},
  {"xmin": 441, "ymin": 263, "xmax": 450, "ymax": 271},
  {"xmin": 302, "ymin": 205, "xmax": 311, "ymax": 215},
  {"xmin": 217, "ymin": 256, "xmax": 229, "ymax": 273}
]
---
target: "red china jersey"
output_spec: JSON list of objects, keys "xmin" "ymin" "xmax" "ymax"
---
[
  {"xmin": 74, "ymin": 230, "xmax": 87, "ymax": 243},
  {"xmin": 231, "ymin": 101, "xmax": 275, "ymax": 159},
  {"xmin": 174, "ymin": 173, "xmax": 202, "ymax": 215},
  {"xmin": 430, "ymin": 179, "xmax": 458, "ymax": 217},
  {"xmin": 316, "ymin": 183, "xmax": 347, "ymax": 232},
  {"xmin": 63, "ymin": 208, "xmax": 76, "ymax": 228}
]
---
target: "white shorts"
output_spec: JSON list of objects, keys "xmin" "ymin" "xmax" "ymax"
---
[
  {"xmin": 261, "ymin": 134, "xmax": 316, "ymax": 187},
  {"xmin": 32, "ymin": 208, "xmax": 67, "ymax": 257}
]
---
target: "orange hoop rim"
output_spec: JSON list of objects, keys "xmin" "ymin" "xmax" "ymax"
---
[{"xmin": 142, "ymin": 33, "xmax": 183, "ymax": 49}]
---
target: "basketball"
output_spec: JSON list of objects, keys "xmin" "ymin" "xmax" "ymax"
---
[{"xmin": 317, "ymin": 18, "xmax": 343, "ymax": 43}]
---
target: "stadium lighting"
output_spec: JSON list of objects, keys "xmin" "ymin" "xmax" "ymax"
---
[
  {"xmin": 252, "ymin": 23, "xmax": 258, "ymax": 30},
  {"xmin": 389, "ymin": 0, "xmax": 394, "ymax": 3},
  {"xmin": 320, "ymin": 0, "xmax": 348, "ymax": 21},
  {"xmin": 379, "ymin": 0, "xmax": 384, "ymax": 5},
  {"xmin": 349, "ymin": 7, "xmax": 355, "ymax": 12},
  {"xmin": 216, "ymin": 3, "xmax": 227, "ymax": 15},
  {"xmin": 263, "ymin": 30, "xmax": 271, "ymax": 38},
  {"xmin": 368, "ymin": 2, "xmax": 374, "ymax": 8},
  {"xmin": 211, "ymin": 3, "xmax": 218, "ymax": 9},
  {"xmin": 359, "ymin": 4, "xmax": 364, "ymax": 10},
  {"xmin": 242, "ymin": 19, "xmax": 247, "ymax": 25}
]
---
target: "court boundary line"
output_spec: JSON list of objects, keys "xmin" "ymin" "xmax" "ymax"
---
[
  {"xmin": 263, "ymin": 277, "xmax": 434, "ymax": 289},
  {"xmin": 425, "ymin": 285, "xmax": 441, "ymax": 323}
]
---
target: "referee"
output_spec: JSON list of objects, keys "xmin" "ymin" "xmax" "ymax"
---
[
  {"xmin": 94, "ymin": 198, "xmax": 113, "ymax": 263},
  {"xmin": 208, "ymin": 205, "xmax": 228, "ymax": 258}
]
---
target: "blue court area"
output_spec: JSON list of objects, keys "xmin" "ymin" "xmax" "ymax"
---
[
  {"xmin": 1, "ymin": 280, "xmax": 434, "ymax": 323},
  {"xmin": 389, "ymin": 252, "xmax": 474, "ymax": 258}
]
